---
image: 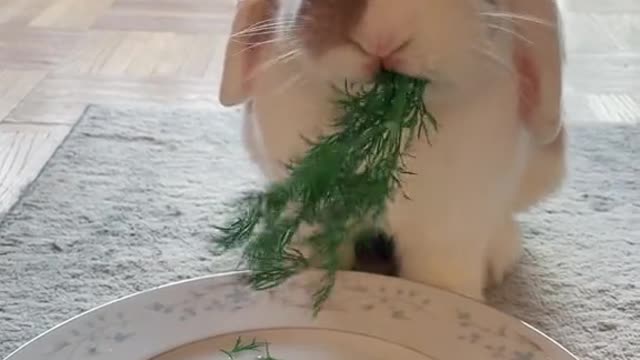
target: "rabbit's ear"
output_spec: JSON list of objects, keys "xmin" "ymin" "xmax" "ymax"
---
[
  {"xmin": 219, "ymin": 0, "xmax": 274, "ymax": 107},
  {"xmin": 509, "ymin": 0, "xmax": 565, "ymax": 145}
]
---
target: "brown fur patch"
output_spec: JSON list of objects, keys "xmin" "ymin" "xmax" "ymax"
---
[{"xmin": 296, "ymin": 0, "xmax": 369, "ymax": 56}]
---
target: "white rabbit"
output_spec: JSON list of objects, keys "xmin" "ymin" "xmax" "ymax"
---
[{"xmin": 218, "ymin": 0, "xmax": 567, "ymax": 301}]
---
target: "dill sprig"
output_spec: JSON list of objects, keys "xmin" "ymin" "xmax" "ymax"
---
[
  {"xmin": 215, "ymin": 71, "xmax": 436, "ymax": 313},
  {"xmin": 221, "ymin": 337, "xmax": 280, "ymax": 360}
]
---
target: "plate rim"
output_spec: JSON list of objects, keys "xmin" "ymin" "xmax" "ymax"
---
[{"xmin": 3, "ymin": 270, "xmax": 580, "ymax": 360}]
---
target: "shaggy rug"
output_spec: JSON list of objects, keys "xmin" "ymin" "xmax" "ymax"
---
[{"xmin": 0, "ymin": 104, "xmax": 637, "ymax": 359}]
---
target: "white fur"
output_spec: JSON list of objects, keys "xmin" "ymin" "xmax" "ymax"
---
[{"xmin": 221, "ymin": 0, "xmax": 567, "ymax": 301}]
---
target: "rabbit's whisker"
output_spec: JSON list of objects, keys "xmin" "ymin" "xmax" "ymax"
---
[
  {"xmin": 479, "ymin": 11, "xmax": 555, "ymax": 28},
  {"xmin": 486, "ymin": 23, "xmax": 533, "ymax": 44},
  {"xmin": 248, "ymin": 47, "xmax": 302, "ymax": 80},
  {"xmin": 472, "ymin": 45, "xmax": 515, "ymax": 74},
  {"xmin": 232, "ymin": 36, "xmax": 296, "ymax": 56},
  {"xmin": 233, "ymin": 19, "xmax": 300, "ymax": 37}
]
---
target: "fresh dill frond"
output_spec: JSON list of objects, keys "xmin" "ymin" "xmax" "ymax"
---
[
  {"xmin": 220, "ymin": 337, "xmax": 265, "ymax": 359},
  {"xmin": 220, "ymin": 337, "xmax": 281, "ymax": 360},
  {"xmin": 214, "ymin": 71, "xmax": 437, "ymax": 314}
]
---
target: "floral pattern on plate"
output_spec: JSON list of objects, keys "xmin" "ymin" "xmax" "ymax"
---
[{"xmin": 6, "ymin": 271, "xmax": 578, "ymax": 360}]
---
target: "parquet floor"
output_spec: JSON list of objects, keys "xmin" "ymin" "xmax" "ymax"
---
[
  {"xmin": 0, "ymin": 0, "xmax": 638, "ymax": 216},
  {"xmin": 0, "ymin": 0, "xmax": 234, "ymax": 215}
]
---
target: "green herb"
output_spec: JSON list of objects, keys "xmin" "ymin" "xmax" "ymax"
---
[
  {"xmin": 220, "ymin": 337, "xmax": 280, "ymax": 360},
  {"xmin": 215, "ymin": 71, "xmax": 436, "ymax": 314}
]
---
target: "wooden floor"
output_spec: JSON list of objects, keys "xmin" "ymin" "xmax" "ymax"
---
[
  {"xmin": 0, "ymin": 0, "xmax": 235, "ymax": 215},
  {"xmin": 0, "ymin": 0, "xmax": 638, "ymax": 216}
]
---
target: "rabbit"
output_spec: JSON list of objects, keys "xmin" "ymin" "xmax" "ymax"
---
[{"xmin": 217, "ymin": 0, "xmax": 567, "ymax": 301}]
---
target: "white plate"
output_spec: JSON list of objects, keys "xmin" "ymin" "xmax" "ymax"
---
[{"xmin": 5, "ymin": 271, "xmax": 578, "ymax": 360}]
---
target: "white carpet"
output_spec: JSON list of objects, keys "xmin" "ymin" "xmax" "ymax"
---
[{"xmin": 0, "ymin": 104, "xmax": 638, "ymax": 359}]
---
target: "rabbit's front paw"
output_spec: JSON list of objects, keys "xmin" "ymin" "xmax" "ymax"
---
[
  {"xmin": 486, "ymin": 217, "xmax": 523, "ymax": 287},
  {"xmin": 398, "ymin": 250, "xmax": 486, "ymax": 302}
]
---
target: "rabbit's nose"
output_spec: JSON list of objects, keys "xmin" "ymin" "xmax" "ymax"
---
[{"xmin": 355, "ymin": 34, "xmax": 409, "ymax": 59}]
